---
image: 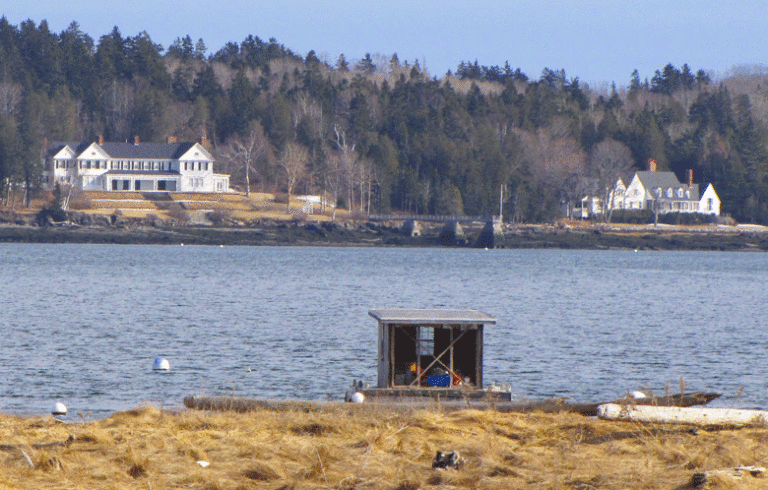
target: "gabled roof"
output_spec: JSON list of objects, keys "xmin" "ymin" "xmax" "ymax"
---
[
  {"xmin": 48, "ymin": 141, "xmax": 203, "ymax": 160},
  {"xmin": 47, "ymin": 142, "xmax": 90, "ymax": 158},
  {"xmin": 633, "ymin": 171, "xmax": 701, "ymax": 202},
  {"xmin": 634, "ymin": 171, "xmax": 683, "ymax": 189},
  {"xmin": 99, "ymin": 142, "xmax": 196, "ymax": 160}
]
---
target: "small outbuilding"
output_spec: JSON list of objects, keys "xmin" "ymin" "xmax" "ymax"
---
[{"xmin": 366, "ymin": 309, "xmax": 498, "ymax": 399}]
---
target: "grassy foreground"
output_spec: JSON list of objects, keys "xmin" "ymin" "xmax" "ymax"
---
[{"xmin": 0, "ymin": 405, "xmax": 766, "ymax": 489}]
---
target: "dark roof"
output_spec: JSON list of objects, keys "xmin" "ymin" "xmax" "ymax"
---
[
  {"xmin": 100, "ymin": 142, "xmax": 196, "ymax": 159},
  {"xmin": 49, "ymin": 141, "xmax": 202, "ymax": 160},
  {"xmin": 369, "ymin": 309, "xmax": 496, "ymax": 325},
  {"xmin": 635, "ymin": 171, "xmax": 682, "ymax": 189},
  {"xmin": 47, "ymin": 141, "xmax": 90, "ymax": 157},
  {"xmin": 635, "ymin": 171, "xmax": 699, "ymax": 201}
]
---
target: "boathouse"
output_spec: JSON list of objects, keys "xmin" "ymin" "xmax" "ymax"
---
[{"xmin": 367, "ymin": 309, "xmax": 497, "ymax": 398}]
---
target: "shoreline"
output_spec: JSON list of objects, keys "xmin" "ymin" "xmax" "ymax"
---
[{"xmin": 1, "ymin": 220, "xmax": 767, "ymax": 251}]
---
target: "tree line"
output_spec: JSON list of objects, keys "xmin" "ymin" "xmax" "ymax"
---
[{"xmin": 1, "ymin": 17, "xmax": 767, "ymax": 223}]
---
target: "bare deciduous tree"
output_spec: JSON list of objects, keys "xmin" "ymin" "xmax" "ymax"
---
[
  {"xmin": 518, "ymin": 129, "xmax": 587, "ymax": 218},
  {"xmin": 589, "ymin": 138, "xmax": 635, "ymax": 222},
  {"xmin": 279, "ymin": 141, "xmax": 309, "ymax": 210},
  {"xmin": 223, "ymin": 121, "xmax": 269, "ymax": 197},
  {"xmin": 102, "ymin": 80, "xmax": 134, "ymax": 139},
  {"xmin": 0, "ymin": 82, "xmax": 23, "ymax": 116}
]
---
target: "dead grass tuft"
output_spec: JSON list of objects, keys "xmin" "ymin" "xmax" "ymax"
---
[
  {"xmin": 126, "ymin": 462, "xmax": 146, "ymax": 478},
  {"xmin": 243, "ymin": 461, "xmax": 282, "ymax": 481},
  {"xmin": 292, "ymin": 422, "xmax": 333, "ymax": 436}
]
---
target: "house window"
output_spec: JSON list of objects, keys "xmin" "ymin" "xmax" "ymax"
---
[{"xmin": 707, "ymin": 198, "xmax": 713, "ymax": 211}]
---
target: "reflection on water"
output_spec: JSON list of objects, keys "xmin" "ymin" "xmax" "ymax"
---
[{"xmin": 1, "ymin": 244, "xmax": 766, "ymax": 417}]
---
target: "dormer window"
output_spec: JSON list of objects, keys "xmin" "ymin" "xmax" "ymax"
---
[
  {"xmin": 666, "ymin": 188, "xmax": 673, "ymax": 198},
  {"xmin": 676, "ymin": 188, "xmax": 683, "ymax": 198}
]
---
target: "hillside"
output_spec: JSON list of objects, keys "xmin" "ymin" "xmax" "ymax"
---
[{"xmin": 2, "ymin": 19, "xmax": 768, "ymax": 225}]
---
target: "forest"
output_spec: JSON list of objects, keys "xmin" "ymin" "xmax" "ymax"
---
[{"xmin": 1, "ymin": 17, "xmax": 768, "ymax": 224}]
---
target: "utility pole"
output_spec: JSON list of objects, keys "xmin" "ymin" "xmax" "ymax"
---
[{"xmin": 498, "ymin": 184, "xmax": 503, "ymax": 222}]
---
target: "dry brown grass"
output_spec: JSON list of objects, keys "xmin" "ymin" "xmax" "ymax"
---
[
  {"xmin": 0, "ymin": 191, "xmax": 346, "ymax": 223},
  {"xmin": 0, "ymin": 405, "xmax": 765, "ymax": 489}
]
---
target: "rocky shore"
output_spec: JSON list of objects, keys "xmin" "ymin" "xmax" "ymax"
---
[{"xmin": 1, "ymin": 211, "xmax": 768, "ymax": 251}]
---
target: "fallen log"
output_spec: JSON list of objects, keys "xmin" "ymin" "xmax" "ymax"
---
[
  {"xmin": 597, "ymin": 403, "xmax": 768, "ymax": 427},
  {"xmin": 0, "ymin": 434, "xmax": 78, "ymax": 451},
  {"xmin": 184, "ymin": 391, "xmax": 720, "ymax": 416},
  {"xmin": 489, "ymin": 392, "xmax": 721, "ymax": 416}
]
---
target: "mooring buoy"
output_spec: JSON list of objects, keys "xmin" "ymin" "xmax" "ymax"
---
[
  {"xmin": 153, "ymin": 357, "xmax": 170, "ymax": 371},
  {"xmin": 52, "ymin": 401, "xmax": 67, "ymax": 416}
]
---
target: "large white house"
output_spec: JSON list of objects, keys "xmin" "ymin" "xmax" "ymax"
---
[
  {"xmin": 42, "ymin": 137, "xmax": 230, "ymax": 193},
  {"xmin": 579, "ymin": 164, "xmax": 721, "ymax": 218},
  {"xmin": 617, "ymin": 169, "xmax": 720, "ymax": 216}
]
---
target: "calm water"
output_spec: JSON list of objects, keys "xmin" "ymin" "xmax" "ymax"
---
[{"xmin": 1, "ymin": 244, "xmax": 766, "ymax": 418}]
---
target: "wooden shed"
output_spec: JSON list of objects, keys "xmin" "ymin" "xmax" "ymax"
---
[{"xmin": 368, "ymin": 309, "xmax": 496, "ymax": 395}]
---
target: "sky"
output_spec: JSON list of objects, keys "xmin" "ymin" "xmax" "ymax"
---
[{"xmin": 4, "ymin": 0, "xmax": 767, "ymax": 89}]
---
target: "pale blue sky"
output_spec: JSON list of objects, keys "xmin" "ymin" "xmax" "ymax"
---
[{"xmin": 4, "ymin": 0, "xmax": 766, "ymax": 87}]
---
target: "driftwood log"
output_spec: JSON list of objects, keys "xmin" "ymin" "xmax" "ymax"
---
[
  {"xmin": 183, "ymin": 391, "xmax": 720, "ymax": 415},
  {"xmin": 494, "ymin": 392, "xmax": 722, "ymax": 416},
  {"xmin": 597, "ymin": 403, "xmax": 768, "ymax": 426},
  {"xmin": 0, "ymin": 434, "xmax": 79, "ymax": 451}
]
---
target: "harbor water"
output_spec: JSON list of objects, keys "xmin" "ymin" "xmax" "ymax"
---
[{"xmin": 1, "ymin": 244, "xmax": 766, "ymax": 418}]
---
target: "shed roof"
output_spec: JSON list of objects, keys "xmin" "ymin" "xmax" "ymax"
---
[{"xmin": 369, "ymin": 309, "xmax": 496, "ymax": 325}]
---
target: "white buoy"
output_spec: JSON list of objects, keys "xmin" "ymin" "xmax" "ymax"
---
[
  {"xmin": 630, "ymin": 390, "xmax": 647, "ymax": 399},
  {"xmin": 52, "ymin": 401, "xmax": 67, "ymax": 416},
  {"xmin": 350, "ymin": 392, "xmax": 365, "ymax": 403},
  {"xmin": 153, "ymin": 357, "xmax": 170, "ymax": 371}
]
